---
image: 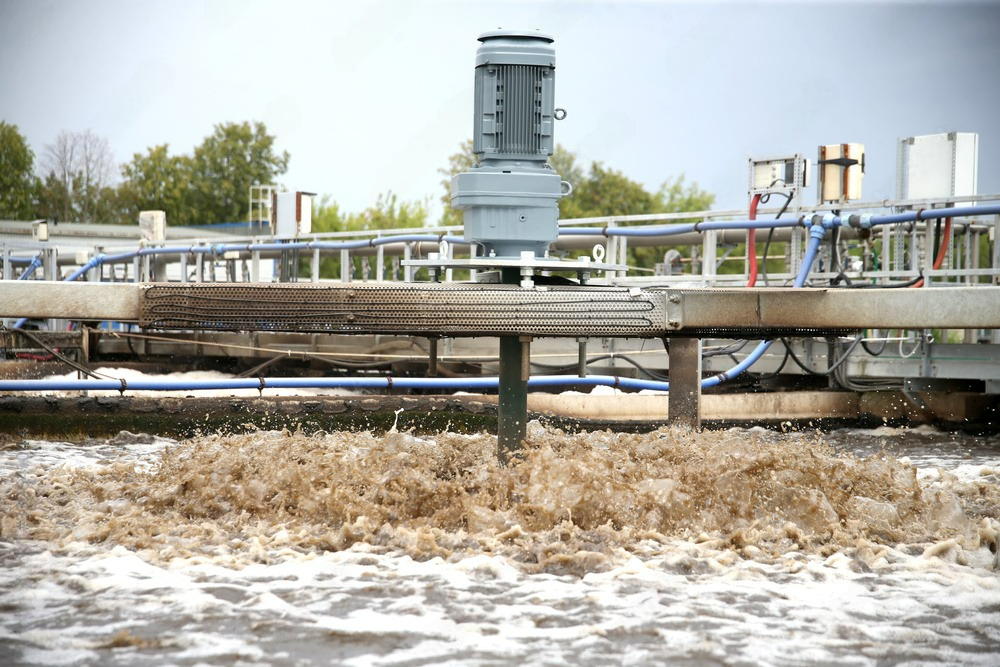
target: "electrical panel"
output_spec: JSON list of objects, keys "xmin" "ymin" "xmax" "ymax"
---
[
  {"xmin": 748, "ymin": 154, "xmax": 810, "ymax": 199},
  {"xmin": 139, "ymin": 210, "xmax": 166, "ymax": 243},
  {"xmin": 896, "ymin": 132, "xmax": 978, "ymax": 201},
  {"xmin": 273, "ymin": 192, "xmax": 313, "ymax": 237},
  {"xmin": 31, "ymin": 220, "xmax": 49, "ymax": 242},
  {"xmin": 818, "ymin": 143, "xmax": 865, "ymax": 203}
]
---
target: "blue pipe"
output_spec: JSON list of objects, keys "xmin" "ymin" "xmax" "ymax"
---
[
  {"xmin": 3, "ymin": 206, "xmax": 946, "ymax": 393},
  {"xmin": 702, "ymin": 339, "xmax": 773, "ymax": 388},
  {"xmin": 0, "ymin": 222, "xmax": 828, "ymax": 392},
  {"xmin": 0, "ymin": 374, "xmax": 671, "ymax": 393},
  {"xmin": 17, "ymin": 255, "xmax": 43, "ymax": 280},
  {"xmin": 693, "ymin": 221, "xmax": 828, "ymax": 388},
  {"xmin": 559, "ymin": 204, "xmax": 1000, "ymax": 239},
  {"xmin": 863, "ymin": 204, "xmax": 1000, "ymax": 227},
  {"xmin": 794, "ymin": 223, "xmax": 827, "ymax": 288},
  {"xmin": 13, "ymin": 254, "xmax": 104, "ymax": 329},
  {"xmin": 89, "ymin": 234, "xmax": 476, "ymax": 261},
  {"xmin": 10, "ymin": 255, "xmax": 47, "ymax": 327}
]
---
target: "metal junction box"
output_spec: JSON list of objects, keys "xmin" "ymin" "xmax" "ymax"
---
[
  {"xmin": 273, "ymin": 191, "xmax": 313, "ymax": 237},
  {"xmin": 896, "ymin": 132, "xmax": 979, "ymax": 201},
  {"xmin": 818, "ymin": 143, "xmax": 865, "ymax": 204},
  {"xmin": 139, "ymin": 210, "xmax": 166, "ymax": 243},
  {"xmin": 748, "ymin": 154, "xmax": 810, "ymax": 200}
]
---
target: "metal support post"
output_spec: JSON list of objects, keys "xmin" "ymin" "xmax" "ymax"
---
[
  {"xmin": 428, "ymin": 337, "xmax": 439, "ymax": 376},
  {"xmin": 703, "ymin": 230, "xmax": 718, "ymax": 279},
  {"xmin": 444, "ymin": 241, "xmax": 454, "ymax": 283},
  {"xmin": 44, "ymin": 247, "xmax": 59, "ymax": 281},
  {"xmin": 668, "ymin": 337, "xmax": 702, "ymax": 429},
  {"xmin": 498, "ymin": 335, "xmax": 530, "ymax": 466},
  {"xmin": 340, "ymin": 249, "xmax": 350, "ymax": 282},
  {"xmin": 577, "ymin": 337, "xmax": 588, "ymax": 377},
  {"xmin": 498, "ymin": 267, "xmax": 530, "ymax": 465}
]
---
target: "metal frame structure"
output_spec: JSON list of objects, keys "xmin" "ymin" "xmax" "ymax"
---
[{"xmin": 3, "ymin": 194, "xmax": 1000, "ymax": 445}]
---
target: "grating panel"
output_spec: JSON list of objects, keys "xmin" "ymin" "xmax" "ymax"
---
[{"xmin": 141, "ymin": 283, "xmax": 668, "ymax": 338}]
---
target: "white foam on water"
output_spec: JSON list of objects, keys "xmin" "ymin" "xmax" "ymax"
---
[
  {"xmin": 25, "ymin": 367, "xmax": 358, "ymax": 397},
  {"xmin": 4, "ymin": 533, "xmax": 1000, "ymax": 666},
  {"xmin": 2, "ymin": 426, "xmax": 999, "ymax": 666}
]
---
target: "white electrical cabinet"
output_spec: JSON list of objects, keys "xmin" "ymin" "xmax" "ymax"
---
[
  {"xmin": 139, "ymin": 210, "xmax": 166, "ymax": 243},
  {"xmin": 818, "ymin": 143, "xmax": 865, "ymax": 204},
  {"xmin": 273, "ymin": 192, "xmax": 313, "ymax": 237},
  {"xmin": 896, "ymin": 132, "xmax": 978, "ymax": 201}
]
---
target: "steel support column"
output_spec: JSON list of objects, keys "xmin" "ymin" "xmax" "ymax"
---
[
  {"xmin": 498, "ymin": 335, "xmax": 530, "ymax": 466},
  {"xmin": 668, "ymin": 337, "xmax": 702, "ymax": 429},
  {"xmin": 498, "ymin": 267, "xmax": 530, "ymax": 465}
]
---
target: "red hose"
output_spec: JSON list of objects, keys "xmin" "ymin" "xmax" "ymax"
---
[
  {"xmin": 911, "ymin": 217, "xmax": 951, "ymax": 288},
  {"xmin": 747, "ymin": 194, "xmax": 761, "ymax": 287},
  {"xmin": 16, "ymin": 353, "xmax": 55, "ymax": 361}
]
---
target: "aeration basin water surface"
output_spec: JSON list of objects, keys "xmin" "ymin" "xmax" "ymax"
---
[{"xmin": 2, "ymin": 424, "xmax": 999, "ymax": 665}]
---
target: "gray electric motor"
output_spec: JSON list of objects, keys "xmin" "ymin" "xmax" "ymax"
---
[{"xmin": 451, "ymin": 30, "xmax": 569, "ymax": 259}]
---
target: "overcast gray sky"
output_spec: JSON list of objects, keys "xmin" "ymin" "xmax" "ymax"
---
[{"xmin": 2, "ymin": 0, "xmax": 998, "ymax": 221}]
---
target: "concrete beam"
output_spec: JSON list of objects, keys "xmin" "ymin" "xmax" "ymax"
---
[
  {"xmin": 1, "ymin": 282, "xmax": 141, "ymax": 321},
  {"xmin": 4, "ymin": 281, "xmax": 1000, "ymax": 334},
  {"xmin": 666, "ymin": 286, "xmax": 1000, "ymax": 331}
]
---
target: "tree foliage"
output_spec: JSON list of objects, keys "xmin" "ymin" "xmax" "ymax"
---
[
  {"xmin": 115, "ymin": 121, "xmax": 288, "ymax": 225},
  {"xmin": 437, "ymin": 138, "xmax": 477, "ymax": 227},
  {"xmin": 36, "ymin": 129, "xmax": 117, "ymax": 223},
  {"xmin": 0, "ymin": 121, "xmax": 37, "ymax": 219},
  {"xmin": 309, "ymin": 191, "xmax": 430, "ymax": 278},
  {"xmin": 190, "ymin": 121, "xmax": 289, "ymax": 224},
  {"xmin": 118, "ymin": 145, "xmax": 195, "ymax": 226},
  {"xmin": 312, "ymin": 191, "xmax": 429, "ymax": 234}
]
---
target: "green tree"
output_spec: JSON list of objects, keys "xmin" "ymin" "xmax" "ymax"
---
[
  {"xmin": 37, "ymin": 129, "xmax": 116, "ymax": 223},
  {"xmin": 437, "ymin": 139, "xmax": 477, "ymax": 226},
  {"xmin": 34, "ymin": 172, "xmax": 72, "ymax": 223},
  {"xmin": 313, "ymin": 191, "xmax": 429, "ymax": 235},
  {"xmin": 311, "ymin": 195, "xmax": 345, "ymax": 233},
  {"xmin": 559, "ymin": 162, "xmax": 660, "ymax": 220},
  {"xmin": 549, "ymin": 145, "xmax": 585, "ymax": 197},
  {"xmin": 0, "ymin": 121, "xmax": 37, "ymax": 219},
  {"xmin": 118, "ymin": 145, "xmax": 195, "ymax": 226},
  {"xmin": 640, "ymin": 176, "xmax": 715, "ymax": 272},
  {"xmin": 558, "ymin": 162, "xmax": 714, "ymax": 271},
  {"xmin": 190, "ymin": 121, "xmax": 289, "ymax": 224},
  {"xmin": 348, "ymin": 191, "xmax": 429, "ymax": 231},
  {"xmin": 309, "ymin": 192, "xmax": 430, "ymax": 279}
]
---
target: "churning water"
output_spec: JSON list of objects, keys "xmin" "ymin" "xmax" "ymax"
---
[{"xmin": 1, "ymin": 423, "xmax": 998, "ymax": 666}]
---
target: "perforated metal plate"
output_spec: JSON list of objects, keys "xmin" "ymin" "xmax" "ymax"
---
[{"xmin": 140, "ymin": 283, "xmax": 668, "ymax": 338}]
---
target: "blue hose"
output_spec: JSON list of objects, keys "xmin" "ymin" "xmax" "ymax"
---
[
  {"xmin": 8, "ymin": 204, "xmax": 984, "ymax": 394},
  {"xmin": 17, "ymin": 255, "xmax": 43, "ymax": 280},
  {"xmin": 0, "ymin": 219, "xmax": 830, "ymax": 393},
  {"xmin": 13, "ymin": 254, "xmax": 100, "ymax": 329},
  {"xmin": 559, "ymin": 204, "xmax": 1000, "ymax": 239},
  {"xmin": 9, "ymin": 256, "xmax": 45, "ymax": 329},
  {"xmin": 0, "ymin": 374, "xmax": 671, "ymax": 393}
]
